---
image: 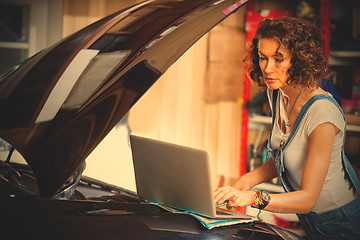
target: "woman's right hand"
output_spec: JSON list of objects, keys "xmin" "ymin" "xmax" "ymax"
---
[{"xmin": 214, "ymin": 186, "xmax": 255, "ymax": 208}]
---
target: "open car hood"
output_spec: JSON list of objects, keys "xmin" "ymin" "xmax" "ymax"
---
[{"xmin": 0, "ymin": 0, "xmax": 247, "ymax": 198}]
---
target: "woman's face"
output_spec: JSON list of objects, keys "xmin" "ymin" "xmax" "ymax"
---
[{"xmin": 258, "ymin": 38, "xmax": 292, "ymax": 90}]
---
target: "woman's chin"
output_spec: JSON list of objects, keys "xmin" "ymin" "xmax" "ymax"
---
[{"xmin": 266, "ymin": 82, "xmax": 280, "ymax": 90}]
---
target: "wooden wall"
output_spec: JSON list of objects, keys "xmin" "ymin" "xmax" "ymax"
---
[
  {"xmin": 62, "ymin": 0, "xmax": 144, "ymax": 37},
  {"xmin": 62, "ymin": 0, "xmax": 247, "ymax": 188}
]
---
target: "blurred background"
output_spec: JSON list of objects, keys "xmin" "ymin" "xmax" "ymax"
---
[{"xmin": 0, "ymin": 0, "xmax": 359, "ymax": 233}]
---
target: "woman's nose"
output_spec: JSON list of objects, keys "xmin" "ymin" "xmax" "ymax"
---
[{"xmin": 265, "ymin": 60, "xmax": 274, "ymax": 74}]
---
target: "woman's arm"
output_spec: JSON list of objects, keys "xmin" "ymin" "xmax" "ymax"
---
[
  {"xmin": 232, "ymin": 157, "xmax": 278, "ymax": 190},
  {"xmin": 214, "ymin": 122, "xmax": 339, "ymax": 214}
]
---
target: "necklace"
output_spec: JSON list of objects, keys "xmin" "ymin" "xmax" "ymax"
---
[{"xmin": 285, "ymin": 90, "xmax": 301, "ymax": 127}]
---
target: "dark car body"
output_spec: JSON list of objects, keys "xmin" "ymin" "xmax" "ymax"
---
[{"xmin": 0, "ymin": 0, "xmax": 303, "ymax": 239}]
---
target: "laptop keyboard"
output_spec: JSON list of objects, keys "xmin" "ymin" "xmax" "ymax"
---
[{"xmin": 216, "ymin": 208, "xmax": 232, "ymax": 215}]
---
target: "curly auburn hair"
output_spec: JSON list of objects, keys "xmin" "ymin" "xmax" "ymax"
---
[{"xmin": 246, "ymin": 17, "xmax": 327, "ymax": 89}]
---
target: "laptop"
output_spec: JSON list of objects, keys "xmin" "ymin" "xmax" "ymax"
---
[{"xmin": 130, "ymin": 134, "xmax": 254, "ymax": 219}]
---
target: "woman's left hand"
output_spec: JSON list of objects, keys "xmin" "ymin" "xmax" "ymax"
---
[{"xmin": 214, "ymin": 186, "xmax": 255, "ymax": 208}]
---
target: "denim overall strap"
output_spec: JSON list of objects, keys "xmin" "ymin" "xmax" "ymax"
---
[
  {"xmin": 267, "ymin": 89, "xmax": 278, "ymax": 149},
  {"xmin": 268, "ymin": 91, "xmax": 360, "ymax": 195},
  {"xmin": 267, "ymin": 90, "xmax": 294, "ymax": 192}
]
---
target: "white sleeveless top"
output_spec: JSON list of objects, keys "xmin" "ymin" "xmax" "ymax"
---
[{"xmin": 268, "ymin": 88, "xmax": 356, "ymax": 213}]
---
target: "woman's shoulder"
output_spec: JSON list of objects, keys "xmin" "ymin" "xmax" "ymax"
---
[
  {"xmin": 309, "ymin": 96, "xmax": 342, "ymax": 115},
  {"xmin": 302, "ymin": 88, "xmax": 341, "ymax": 116},
  {"xmin": 304, "ymin": 94, "xmax": 345, "ymax": 134}
]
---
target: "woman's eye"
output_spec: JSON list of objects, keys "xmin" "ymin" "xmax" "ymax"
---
[
  {"xmin": 275, "ymin": 58, "xmax": 284, "ymax": 63},
  {"xmin": 259, "ymin": 56, "xmax": 266, "ymax": 60}
]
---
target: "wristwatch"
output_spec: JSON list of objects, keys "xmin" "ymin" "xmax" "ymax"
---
[
  {"xmin": 260, "ymin": 191, "xmax": 270, "ymax": 209},
  {"xmin": 252, "ymin": 190, "xmax": 270, "ymax": 210}
]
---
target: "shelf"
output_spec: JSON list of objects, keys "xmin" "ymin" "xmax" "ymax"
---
[
  {"xmin": 328, "ymin": 51, "xmax": 360, "ymax": 66},
  {"xmin": 248, "ymin": 114, "xmax": 271, "ymax": 129},
  {"xmin": 345, "ymin": 114, "xmax": 360, "ymax": 132},
  {"xmin": 329, "ymin": 56, "xmax": 360, "ymax": 66},
  {"xmin": 347, "ymin": 124, "xmax": 360, "ymax": 132},
  {"xmin": 330, "ymin": 51, "xmax": 360, "ymax": 58}
]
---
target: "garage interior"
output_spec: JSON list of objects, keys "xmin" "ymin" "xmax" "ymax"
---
[{"xmin": 0, "ymin": 0, "xmax": 359, "ymax": 237}]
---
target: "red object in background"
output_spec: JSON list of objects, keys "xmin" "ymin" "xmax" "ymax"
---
[
  {"xmin": 273, "ymin": 214, "xmax": 300, "ymax": 229},
  {"xmin": 240, "ymin": 75, "xmax": 250, "ymax": 177},
  {"xmin": 320, "ymin": 0, "xmax": 331, "ymax": 63},
  {"xmin": 353, "ymin": 68, "xmax": 360, "ymax": 102},
  {"xmin": 245, "ymin": 10, "xmax": 295, "ymax": 44},
  {"xmin": 237, "ymin": 206, "xmax": 246, "ymax": 214}
]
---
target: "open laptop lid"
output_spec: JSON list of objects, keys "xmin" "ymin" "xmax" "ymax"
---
[{"xmin": 130, "ymin": 134, "xmax": 217, "ymax": 218}]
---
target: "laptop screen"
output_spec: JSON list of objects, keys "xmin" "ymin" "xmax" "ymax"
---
[{"xmin": 130, "ymin": 135, "xmax": 217, "ymax": 217}]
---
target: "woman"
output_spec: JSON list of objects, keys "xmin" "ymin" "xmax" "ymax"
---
[{"xmin": 214, "ymin": 17, "xmax": 360, "ymax": 239}]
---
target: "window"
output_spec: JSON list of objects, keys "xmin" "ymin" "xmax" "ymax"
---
[{"xmin": 0, "ymin": 0, "xmax": 62, "ymax": 75}]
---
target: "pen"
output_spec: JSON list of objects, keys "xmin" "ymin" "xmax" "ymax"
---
[{"xmin": 215, "ymin": 200, "xmax": 229, "ymax": 207}]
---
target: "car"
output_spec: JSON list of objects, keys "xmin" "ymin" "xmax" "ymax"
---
[{"xmin": 0, "ymin": 0, "xmax": 304, "ymax": 239}]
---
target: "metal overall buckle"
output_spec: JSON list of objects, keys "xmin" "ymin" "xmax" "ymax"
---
[{"xmin": 274, "ymin": 140, "xmax": 285, "ymax": 163}]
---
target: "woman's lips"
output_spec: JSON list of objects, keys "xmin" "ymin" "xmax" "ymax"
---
[{"xmin": 266, "ymin": 78, "xmax": 277, "ymax": 83}]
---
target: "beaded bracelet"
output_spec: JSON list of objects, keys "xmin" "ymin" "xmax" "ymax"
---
[{"xmin": 252, "ymin": 190, "xmax": 270, "ymax": 222}]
